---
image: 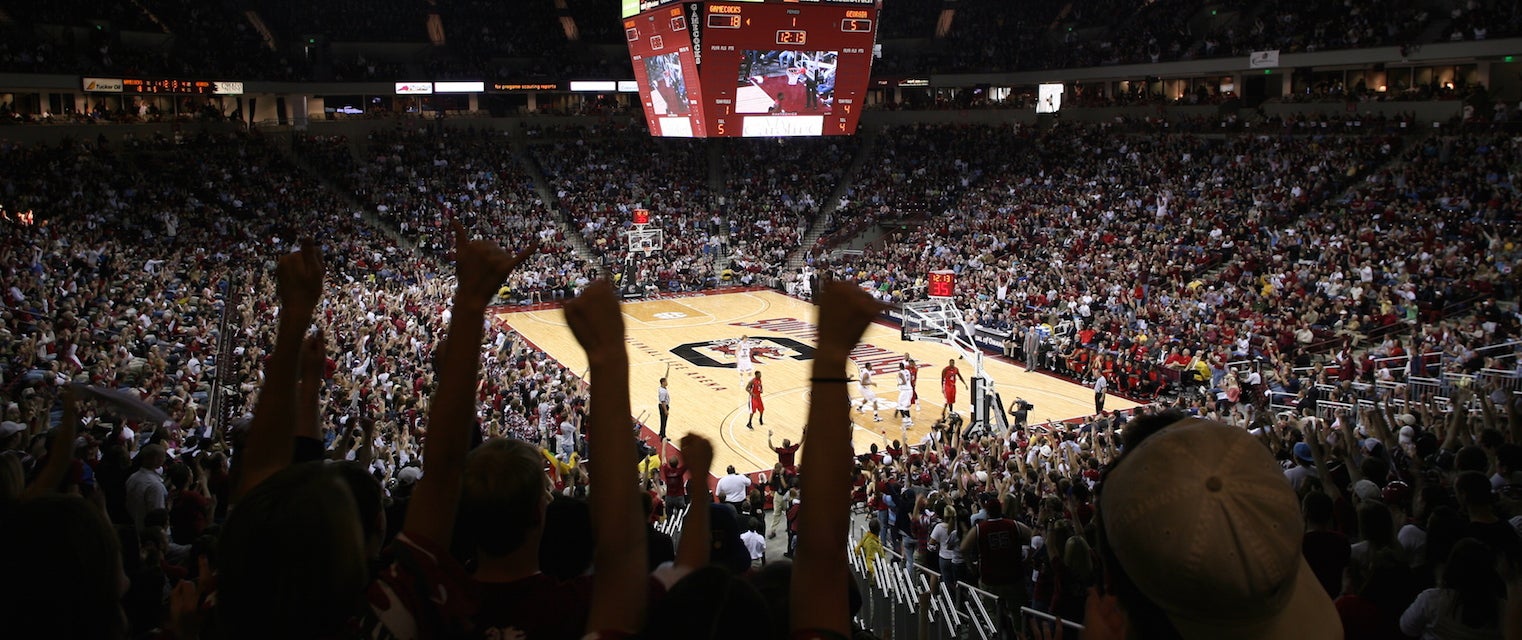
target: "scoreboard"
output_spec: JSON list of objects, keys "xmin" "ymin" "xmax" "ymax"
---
[{"xmin": 623, "ymin": 0, "xmax": 879, "ymax": 137}]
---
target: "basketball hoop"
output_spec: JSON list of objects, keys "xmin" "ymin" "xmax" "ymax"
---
[{"xmin": 642, "ymin": 245, "xmax": 654, "ymax": 258}]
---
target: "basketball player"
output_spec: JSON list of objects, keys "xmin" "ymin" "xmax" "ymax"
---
[
  {"xmin": 895, "ymin": 362, "xmax": 914, "ymax": 426},
  {"xmin": 941, "ymin": 358, "xmax": 966, "ymax": 418},
  {"xmin": 735, "ymin": 335, "xmax": 755, "ymax": 380},
  {"xmin": 746, "ymin": 371, "xmax": 765, "ymax": 430},
  {"xmin": 854, "ymin": 361, "xmax": 882, "ymax": 422},
  {"xmin": 904, "ymin": 355, "xmax": 920, "ymax": 409}
]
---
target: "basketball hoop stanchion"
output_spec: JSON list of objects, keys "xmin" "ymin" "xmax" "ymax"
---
[
  {"xmin": 901, "ymin": 270, "xmax": 1010, "ymax": 439},
  {"xmin": 624, "ymin": 208, "xmax": 665, "ymax": 299}
]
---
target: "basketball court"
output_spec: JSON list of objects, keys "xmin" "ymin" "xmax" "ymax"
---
[{"xmin": 495, "ymin": 290, "xmax": 1135, "ymax": 475}]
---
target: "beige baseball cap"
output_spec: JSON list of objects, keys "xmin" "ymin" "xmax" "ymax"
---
[{"xmin": 1099, "ymin": 417, "xmax": 1341, "ymax": 639}]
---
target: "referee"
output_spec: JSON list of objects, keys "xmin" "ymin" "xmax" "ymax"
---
[{"xmin": 658, "ymin": 377, "xmax": 671, "ymax": 439}]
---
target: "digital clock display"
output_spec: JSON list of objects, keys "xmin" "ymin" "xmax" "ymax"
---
[
  {"xmin": 123, "ymin": 78, "xmax": 214, "ymax": 94},
  {"xmin": 775, "ymin": 29, "xmax": 807, "ymax": 45},
  {"xmin": 927, "ymin": 271, "xmax": 956, "ymax": 298}
]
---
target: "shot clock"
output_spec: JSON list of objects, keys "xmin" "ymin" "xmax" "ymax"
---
[{"xmin": 927, "ymin": 271, "xmax": 956, "ymax": 299}]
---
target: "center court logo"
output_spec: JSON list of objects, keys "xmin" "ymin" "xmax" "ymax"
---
[{"xmin": 671, "ymin": 337, "xmax": 816, "ymax": 369}]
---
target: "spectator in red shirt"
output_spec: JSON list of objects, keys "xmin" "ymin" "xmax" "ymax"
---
[
  {"xmin": 659, "ymin": 445, "xmax": 689, "ymax": 512},
  {"xmin": 767, "ymin": 430, "xmax": 801, "ymax": 472}
]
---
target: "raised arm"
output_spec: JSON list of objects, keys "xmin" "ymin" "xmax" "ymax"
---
[
  {"xmin": 792, "ymin": 280, "xmax": 887, "ymax": 637},
  {"xmin": 674, "ymin": 434, "xmax": 714, "ymax": 570},
  {"xmin": 355, "ymin": 415, "xmax": 376, "ymax": 467},
  {"xmin": 1304, "ymin": 418, "xmax": 1342, "ymax": 504},
  {"xmin": 295, "ymin": 329, "xmax": 327, "ymax": 444},
  {"xmin": 565, "ymin": 280, "xmax": 647, "ymax": 634},
  {"xmin": 236, "ymin": 241, "xmax": 323, "ymax": 501},
  {"xmin": 1442, "ymin": 387, "xmax": 1472, "ymax": 451},
  {"xmin": 23, "ymin": 387, "xmax": 77, "ymax": 498},
  {"xmin": 404, "ymin": 221, "xmax": 536, "ymax": 546}
]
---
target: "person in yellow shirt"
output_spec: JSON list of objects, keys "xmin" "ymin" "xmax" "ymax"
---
[
  {"xmin": 1192, "ymin": 355, "xmax": 1212, "ymax": 387},
  {"xmin": 636, "ymin": 447, "xmax": 662, "ymax": 478},
  {"xmin": 855, "ymin": 519, "xmax": 887, "ymax": 574},
  {"xmin": 541, "ymin": 447, "xmax": 579, "ymax": 488}
]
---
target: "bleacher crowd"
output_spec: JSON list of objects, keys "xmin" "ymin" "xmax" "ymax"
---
[{"xmin": 1, "ymin": 113, "xmax": 1521, "ymax": 639}]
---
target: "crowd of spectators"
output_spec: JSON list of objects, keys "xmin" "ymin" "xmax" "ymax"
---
[
  {"xmin": 0, "ymin": 110, "xmax": 1518, "ymax": 639},
  {"xmin": 0, "ymin": 4, "xmax": 305, "ymax": 80},
  {"xmin": 2, "ymin": 0, "xmax": 1521, "ymax": 85},
  {"xmin": 809, "ymin": 123, "xmax": 1024, "ymax": 264},
  {"xmin": 881, "ymin": 0, "xmax": 1521, "ymax": 74},
  {"xmin": 813, "ymin": 122, "xmax": 1522, "ymax": 423},
  {"xmin": 535, "ymin": 125, "xmax": 726, "ymax": 292},
  {"xmin": 0, "ymin": 141, "xmax": 893, "ymax": 636},
  {"xmin": 722, "ymin": 138, "xmax": 860, "ymax": 282},
  {"xmin": 296, "ymin": 125, "xmax": 593, "ymax": 301},
  {"xmin": 250, "ymin": 0, "xmax": 430, "ymax": 43}
]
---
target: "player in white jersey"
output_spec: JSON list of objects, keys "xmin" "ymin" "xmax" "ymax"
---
[
  {"xmin": 896, "ymin": 362, "xmax": 914, "ymax": 425},
  {"xmin": 735, "ymin": 335, "xmax": 756, "ymax": 378},
  {"xmin": 854, "ymin": 362, "xmax": 882, "ymax": 421}
]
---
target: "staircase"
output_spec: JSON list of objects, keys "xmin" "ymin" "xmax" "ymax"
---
[
  {"xmin": 707, "ymin": 140, "xmax": 727, "ymax": 196},
  {"xmin": 513, "ymin": 135, "xmax": 600, "ymax": 268},
  {"xmin": 708, "ymin": 140, "xmax": 735, "ymax": 258},
  {"xmin": 278, "ymin": 136, "xmax": 415, "ymax": 251},
  {"xmin": 783, "ymin": 125, "xmax": 882, "ymax": 271}
]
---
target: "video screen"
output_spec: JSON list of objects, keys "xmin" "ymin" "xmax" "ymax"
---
[
  {"xmin": 1037, "ymin": 83, "xmax": 1063, "ymax": 114},
  {"xmin": 644, "ymin": 52, "xmax": 691, "ymax": 116},
  {"xmin": 736, "ymin": 50, "xmax": 838, "ymax": 116}
]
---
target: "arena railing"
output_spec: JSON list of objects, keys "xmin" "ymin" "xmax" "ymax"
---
[
  {"xmin": 1302, "ymin": 290, "xmax": 1489, "ymax": 356},
  {"xmin": 847, "ymin": 528, "xmax": 1075, "ymax": 640},
  {"xmin": 207, "ymin": 275, "xmax": 241, "ymax": 441}
]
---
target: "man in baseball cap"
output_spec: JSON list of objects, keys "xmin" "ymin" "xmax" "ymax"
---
[
  {"xmin": 1096, "ymin": 414, "xmax": 1341, "ymax": 639},
  {"xmin": 0, "ymin": 421, "xmax": 25, "ymax": 451}
]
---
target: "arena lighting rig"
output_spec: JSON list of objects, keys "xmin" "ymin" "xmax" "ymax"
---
[{"xmin": 622, "ymin": 0, "xmax": 879, "ymax": 137}]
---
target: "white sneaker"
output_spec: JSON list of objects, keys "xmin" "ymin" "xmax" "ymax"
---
[{"xmin": 873, "ymin": 415, "xmax": 883, "ymax": 422}]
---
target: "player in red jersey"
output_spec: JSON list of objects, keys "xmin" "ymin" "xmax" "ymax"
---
[
  {"xmin": 746, "ymin": 371, "xmax": 765, "ymax": 430},
  {"xmin": 905, "ymin": 354, "xmax": 920, "ymax": 409},
  {"xmin": 941, "ymin": 358, "xmax": 966, "ymax": 418}
]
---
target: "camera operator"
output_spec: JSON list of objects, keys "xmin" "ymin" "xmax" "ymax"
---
[{"xmin": 1007, "ymin": 397, "xmax": 1032, "ymax": 428}]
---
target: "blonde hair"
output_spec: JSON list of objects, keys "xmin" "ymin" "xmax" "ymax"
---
[{"xmin": 1064, "ymin": 533, "xmax": 1097, "ymax": 584}]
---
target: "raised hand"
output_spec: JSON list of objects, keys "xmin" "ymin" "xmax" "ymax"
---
[
  {"xmin": 814, "ymin": 279, "xmax": 890, "ymax": 359},
  {"xmin": 167, "ymin": 579, "xmax": 202, "ymax": 639},
  {"xmin": 1078, "ymin": 587, "xmax": 1127, "ymax": 640},
  {"xmin": 23, "ymin": 386, "xmax": 78, "ymax": 498},
  {"xmin": 452, "ymin": 220, "xmax": 538, "ymax": 310},
  {"xmin": 276, "ymin": 239, "xmax": 325, "ymax": 317},
  {"xmin": 563, "ymin": 280, "xmax": 626, "ymax": 365},
  {"xmin": 679, "ymin": 433, "xmax": 714, "ymax": 476}
]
